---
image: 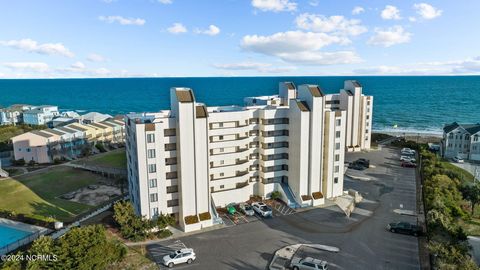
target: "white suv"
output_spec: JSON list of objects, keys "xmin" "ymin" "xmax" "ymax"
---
[
  {"xmin": 162, "ymin": 248, "xmax": 196, "ymax": 268},
  {"xmin": 252, "ymin": 202, "xmax": 272, "ymax": 217},
  {"xmin": 291, "ymin": 256, "xmax": 328, "ymax": 270},
  {"xmin": 400, "ymin": 156, "xmax": 416, "ymax": 163}
]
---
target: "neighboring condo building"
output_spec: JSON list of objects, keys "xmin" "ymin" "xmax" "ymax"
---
[
  {"xmin": 23, "ymin": 105, "xmax": 60, "ymax": 125},
  {"xmin": 442, "ymin": 122, "xmax": 480, "ymax": 161},
  {"xmin": 125, "ymin": 81, "xmax": 373, "ymax": 232}
]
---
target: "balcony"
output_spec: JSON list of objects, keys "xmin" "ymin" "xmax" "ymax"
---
[{"xmin": 210, "ymin": 169, "xmax": 249, "ymax": 181}]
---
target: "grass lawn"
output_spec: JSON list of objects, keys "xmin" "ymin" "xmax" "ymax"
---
[
  {"xmin": 439, "ymin": 160, "xmax": 475, "ymax": 182},
  {"xmin": 0, "ymin": 166, "xmax": 108, "ymax": 222},
  {"xmin": 105, "ymin": 230, "xmax": 157, "ymax": 270},
  {"xmin": 77, "ymin": 149, "xmax": 127, "ymax": 169}
]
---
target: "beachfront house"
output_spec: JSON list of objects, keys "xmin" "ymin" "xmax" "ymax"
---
[
  {"xmin": 23, "ymin": 105, "xmax": 59, "ymax": 125},
  {"xmin": 78, "ymin": 112, "xmax": 112, "ymax": 124},
  {"xmin": 442, "ymin": 122, "xmax": 480, "ymax": 162},
  {"xmin": 0, "ymin": 104, "xmax": 35, "ymax": 125}
]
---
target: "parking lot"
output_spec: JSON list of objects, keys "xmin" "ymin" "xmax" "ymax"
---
[
  {"xmin": 219, "ymin": 200, "xmax": 296, "ymax": 226},
  {"xmin": 146, "ymin": 146, "xmax": 421, "ymax": 270}
]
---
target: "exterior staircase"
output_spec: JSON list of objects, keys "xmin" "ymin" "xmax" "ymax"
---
[
  {"xmin": 279, "ymin": 182, "xmax": 301, "ymax": 209},
  {"xmin": 210, "ymin": 197, "xmax": 224, "ymax": 225}
]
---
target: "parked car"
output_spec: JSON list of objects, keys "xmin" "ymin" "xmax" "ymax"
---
[
  {"xmin": 387, "ymin": 222, "xmax": 422, "ymax": 236},
  {"xmin": 252, "ymin": 202, "xmax": 272, "ymax": 217},
  {"xmin": 348, "ymin": 162, "xmax": 366, "ymax": 171},
  {"xmin": 453, "ymin": 156, "xmax": 465, "ymax": 163},
  {"xmin": 400, "ymin": 156, "xmax": 416, "ymax": 163},
  {"xmin": 401, "ymin": 148, "xmax": 416, "ymax": 155},
  {"xmin": 239, "ymin": 202, "xmax": 255, "ymax": 216},
  {"xmin": 401, "ymin": 161, "xmax": 417, "ymax": 168},
  {"xmin": 290, "ymin": 256, "xmax": 328, "ymax": 270},
  {"xmin": 355, "ymin": 158, "xmax": 370, "ymax": 168},
  {"xmin": 226, "ymin": 203, "xmax": 237, "ymax": 215},
  {"xmin": 163, "ymin": 248, "xmax": 196, "ymax": 268}
]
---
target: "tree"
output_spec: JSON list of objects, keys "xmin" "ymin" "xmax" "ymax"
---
[
  {"xmin": 26, "ymin": 236, "xmax": 56, "ymax": 270},
  {"xmin": 461, "ymin": 183, "xmax": 480, "ymax": 216},
  {"xmin": 270, "ymin": 191, "xmax": 282, "ymax": 200},
  {"xmin": 156, "ymin": 213, "xmax": 175, "ymax": 230},
  {"xmin": 113, "ymin": 200, "xmax": 153, "ymax": 241}
]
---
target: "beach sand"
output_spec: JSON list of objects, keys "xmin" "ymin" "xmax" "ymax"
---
[{"xmin": 373, "ymin": 131, "xmax": 443, "ymax": 144}]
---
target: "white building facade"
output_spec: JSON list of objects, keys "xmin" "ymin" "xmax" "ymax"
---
[
  {"xmin": 23, "ymin": 106, "xmax": 59, "ymax": 125},
  {"xmin": 442, "ymin": 122, "xmax": 480, "ymax": 161},
  {"xmin": 126, "ymin": 80, "xmax": 373, "ymax": 232}
]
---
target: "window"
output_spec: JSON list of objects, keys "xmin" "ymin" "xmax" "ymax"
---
[
  {"xmin": 147, "ymin": 149, "xmax": 156, "ymax": 158},
  {"xmin": 219, "ymin": 172, "xmax": 224, "ymax": 177},
  {"xmin": 334, "ymin": 177, "xmax": 339, "ymax": 184},
  {"xmin": 148, "ymin": 164, "xmax": 156, "ymax": 173},
  {"xmin": 220, "ymin": 160, "xmax": 225, "ymax": 165},
  {"xmin": 219, "ymin": 135, "xmax": 224, "ymax": 140},
  {"xmin": 335, "ymin": 154, "xmax": 340, "ymax": 162},
  {"xmin": 147, "ymin": 133, "xmax": 155, "ymax": 143},
  {"xmin": 336, "ymin": 119, "xmax": 341, "ymax": 126},
  {"xmin": 150, "ymin": 193, "xmax": 158, "ymax": 202},
  {"xmin": 219, "ymin": 122, "xmax": 223, "ymax": 128},
  {"xmin": 219, "ymin": 148, "xmax": 224, "ymax": 153},
  {"xmin": 220, "ymin": 185, "xmax": 224, "ymax": 189},
  {"xmin": 167, "ymin": 199, "xmax": 179, "ymax": 207},
  {"xmin": 335, "ymin": 165, "xmax": 339, "ymax": 173},
  {"xmin": 366, "ymin": 115, "xmax": 370, "ymax": 120},
  {"xmin": 336, "ymin": 131, "xmax": 341, "ymax": 138},
  {"xmin": 149, "ymin": 179, "xmax": 157, "ymax": 188},
  {"xmin": 151, "ymin": 207, "xmax": 159, "ymax": 217},
  {"xmin": 26, "ymin": 148, "xmax": 31, "ymax": 152},
  {"xmin": 166, "ymin": 185, "xmax": 178, "ymax": 194},
  {"xmin": 335, "ymin": 143, "xmax": 341, "ymax": 150},
  {"xmin": 166, "ymin": 172, "xmax": 177, "ymax": 179}
]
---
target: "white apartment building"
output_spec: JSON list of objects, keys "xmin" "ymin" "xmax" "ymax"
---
[
  {"xmin": 442, "ymin": 122, "xmax": 480, "ymax": 161},
  {"xmin": 126, "ymin": 80, "xmax": 373, "ymax": 232}
]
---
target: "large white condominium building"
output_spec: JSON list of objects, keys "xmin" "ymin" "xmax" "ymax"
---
[{"xmin": 126, "ymin": 80, "xmax": 373, "ymax": 232}]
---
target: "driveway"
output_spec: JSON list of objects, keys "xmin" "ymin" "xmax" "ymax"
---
[{"xmin": 146, "ymin": 146, "xmax": 420, "ymax": 270}]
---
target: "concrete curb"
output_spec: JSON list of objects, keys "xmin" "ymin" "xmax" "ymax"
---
[{"xmin": 345, "ymin": 174, "xmax": 371, "ymax": 181}]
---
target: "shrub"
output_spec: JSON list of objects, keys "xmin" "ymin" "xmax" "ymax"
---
[
  {"xmin": 157, "ymin": 229, "xmax": 173, "ymax": 239},
  {"xmin": 312, "ymin": 192, "xmax": 324, "ymax": 200},
  {"xmin": 199, "ymin": 212, "xmax": 211, "ymax": 221},
  {"xmin": 270, "ymin": 191, "xmax": 282, "ymax": 200},
  {"xmin": 301, "ymin": 195, "xmax": 312, "ymax": 201},
  {"xmin": 95, "ymin": 143, "xmax": 107, "ymax": 153},
  {"xmin": 184, "ymin": 215, "xmax": 199, "ymax": 225},
  {"xmin": 28, "ymin": 159, "xmax": 36, "ymax": 166},
  {"xmin": 13, "ymin": 158, "xmax": 25, "ymax": 166}
]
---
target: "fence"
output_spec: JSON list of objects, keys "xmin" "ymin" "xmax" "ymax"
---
[
  {"xmin": 0, "ymin": 229, "xmax": 48, "ymax": 256},
  {"xmin": 50, "ymin": 195, "xmax": 129, "ymax": 240}
]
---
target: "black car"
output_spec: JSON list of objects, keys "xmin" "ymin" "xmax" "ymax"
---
[
  {"xmin": 387, "ymin": 222, "xmax": 422, "ymax": 236},
  {"xmin": 348, "ymin": 162, "xmax": 366, "ymax": 170},
  {"xmin": 355, "ymin": 158, "xmax": 370, "ymax": 168}
]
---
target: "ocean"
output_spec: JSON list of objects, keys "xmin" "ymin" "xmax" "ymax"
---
[{"xmin": 0, "ymin": 76, "xmax": 479, "ymax": 134}]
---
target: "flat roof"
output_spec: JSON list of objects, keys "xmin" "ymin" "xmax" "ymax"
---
[
  {"xmin": 67, "ymin": 124, "xmax": 89, "ymax": 132},
  {"xmin": 89, "ymin": 122, "xmax": 110, "ymax": 129},
  {"xmin": 56, "ymin": 126, "xmax": 78, "ymax": 134},
  {"xmin": 42, "ymin": 129, "xmax": 65, "ymax": 136}
]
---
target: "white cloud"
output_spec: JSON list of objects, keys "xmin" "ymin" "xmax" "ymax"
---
[
  {"xmin": 381, "ymin": 5, "xmax": 401, "ymax": 20},
  {"xmin": 213, "ymin": 61, "xmax": 296, "ymax": 73},
  {"xmin": 251, "ymin": 0, "xmax": 297, "ymax": 12},
  {"xmin": 98, "ymin": 15, "xmax": 145, "ymax": 26},
  {"xmin": 309, "ymin": 1, "xmax": 319, "ymax": 7},
  {"xmin": 3, "ymin": 62, "xmax": 49, "ymax": 72},
  {"xmin": 158, "ymin": 0, "xmax": 172, "ymax": 4},
  {"xmin": 195, "ymin": 25, "xmax": 220, "ymax": 36},
  {"xmin": 409, "ymin": 17, "xmax": 417, "ymax": 22},
  {"xmin": 87, "ymin": 53, "xmax": 106, "ymax": 62},
  {"xmin": 413, "ymin": 3, "xmax": 442, "ymax": 20},
  {"xmin": 352, "ymin": 6, "xmax": 365, "ymax": 15},
  {"xmin": 0, "ymin": 38, "xmax": 74, "ymax": 58},
  {"xmin": 368, "ymin": 26, "xmax": 412, "ymax": 47},
  {"xmin": 167, "ymin": 23, "xmax": 187, "ymax": 34},
  {"xmin": 70, "ymin": 61, "xmax": 85, "ymax": 70},
  {"xmin": 353, "ymin": 57, "xmax": 480, "ymax": 75},
  {"xmin": 295, "ymin": 14, "xmax": 367, "ymax": 37},
  {"xmin": 102, "ymin": 0, "xmax": 117, "ymax": 3},
  {"xmin": 241, "ymin": 31, "xmax": 361, "ymax": 65}
]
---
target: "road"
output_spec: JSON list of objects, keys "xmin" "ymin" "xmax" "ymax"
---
[{"xmin": 147, "ymin": 146, "xmax": 420, "ymax": 270}]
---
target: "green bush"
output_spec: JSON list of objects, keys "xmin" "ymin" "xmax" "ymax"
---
[
  {"xmin": 13, "ymin": 158, "xmax": 25, "ymax": 166},
  {"xmin": 270, "ymin": 191, "xmax": 282, "ymax": 200},
  {"xmin": 95, "ymin": 143, "xmax": 107, "ymax": 153},
  {"xmin": 157, "ymin": 229, "xmax": 173, "ymax": 239}
]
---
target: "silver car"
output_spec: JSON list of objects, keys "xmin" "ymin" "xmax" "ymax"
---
[
  {"xmin": 239, "ymin": 202, "xmax": 255, "ymax": 216},
  {"xmin": 291, "ymin": 256, "xmax": 328, "ymax": 270},
  {"xmin": 252, "ymin": 202, "xmax": 272, "ymax": 217},
  {"xmin": 162, "ymin": 248, "xmax": 196, "ymax": 268}
]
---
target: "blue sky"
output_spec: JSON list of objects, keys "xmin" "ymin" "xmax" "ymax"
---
[{"xmin": 0, "ymin": 0, "xmax": 479, "ymax": 78}]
